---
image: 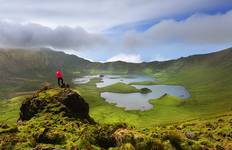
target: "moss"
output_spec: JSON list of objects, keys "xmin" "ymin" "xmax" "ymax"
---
[
  {"xmin": 36, "ymin": 128, "xmax": 66, "ymax": 144},
  {"xmin": 109, "ymin": 143, "xmax": 135, "ymax": 150},
  {"xmin": 163, "ymin": 131, "xmax": 185, "ymax": 150},
  {"xmin": 112, "ymin": 128, "xmax": 165, "ymax": 149},
  {"xmin": 1, "ymin": 87, "xmax": 232, "ymax": 149}
]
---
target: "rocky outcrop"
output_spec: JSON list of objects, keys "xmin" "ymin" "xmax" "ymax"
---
[
  {"xmin": 56, "ymin": 89, "xmax": 90, "ymax": 120},
  {"xmin": 18, "ymin": 87, "xmax": 94, "ymax": 123}
]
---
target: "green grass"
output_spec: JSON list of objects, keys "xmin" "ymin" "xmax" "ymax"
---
[
  {"xmin": 0, "ymin": 96, "xmax": 25, "ymax": 125},
  {"xmin": 154, "ymin": 64, "xmax": 232, "ymax": 116},
  {"xmin": 99, "ymin": 82, "xmax": 152, "ymax": 94},
  {"xmin": 1, "ymin": 48, "xmax": 232, "ymax": 149},
  {"xmin": 76, "ymin": 62, "xmax": 232, "ymax": 127},
  {"xmin": 99, "ymin": 82, "xmax": 141, "ymax": 93},
  {"xmin": 1, "ymin": 49, "xmax": 232, "ymax": 128},
  {"xmin": 75, "ymin": 78, "xmax": 204, "ymax": 127},
  {"xmin": 142, "ymin": 68, "xmax": 154, "ymax": 76},
  {"xmin": 129, "ymin": 80, "xmax": 157, "ymax": 85},
  {"xmin": 0, "ymin": 88, "xmax": 61, "ymax": 126},
  {"xmin": 2, "ymin": 64, "xmax": 232, "ymax": 128},
  {"xmin": 1, "ymin": 87, "xmax": 232, "ymax": 149}
]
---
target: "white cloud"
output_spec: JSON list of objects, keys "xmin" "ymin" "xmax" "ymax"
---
[
  {"xmin": 123, "ymin": 10, "xmax": 232, "ymax": 48},
  {"xmin": 106, "ymin": 54, "xmax": 142, "ymax": 63},
  {"xmin": 0, "ymin": 0, "xmax": 230, "ymax": 32},
  {"xmin": 0, "ymin": 21, "xmax": 108, "ymax": 49},
  {"xmin": 0, "ymin": 1, "xmax": 231, "ymax": 62}
]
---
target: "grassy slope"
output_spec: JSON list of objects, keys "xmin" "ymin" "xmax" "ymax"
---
[
  {"xmin": 0, "ymin": 96, "xmax": 25, "ymax": 124},
  {"xmin": 0, "ymin": 48, "xmax": 91, "ymax": 98},
  {"xmin": 1, "ymin": 48, "xmax": 232, "ymax": 128},
  {"xmin": 0, "ymin": 88, "xmax": 61, "ymax": 125},
  {"xmin": 129, "ymin": 81, "xmax": 157, "ymax": 85},
  {"xmin": 99, "ymin": 82, "xmax": 141, "ymax": 93},
  {"xmin": 153, "ymin": 49, "xmax": 232, "ymax": 117},
  {"xmin": 1, "ymin": 88, "xmax": 231, "ymax": 149},
  {"xmin": 77, "ymin": 49, "xmax": 232, "ymax": 127},
  {"xmin": 76, "ymin": 79, "xmax": 203, "ymax": 127}
]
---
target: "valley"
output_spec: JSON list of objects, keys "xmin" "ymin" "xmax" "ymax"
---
[{"xmin": 0, "ymin": 48, "xmax": 232, "ymax": 149}]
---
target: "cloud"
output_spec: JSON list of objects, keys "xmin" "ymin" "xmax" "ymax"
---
[
  {"xmin": 0, "ymin": 1, "xmax": 231, "ymax": 62},
  {"xmin": 0, "ymin": 0, "xmax": 231, "ymax": 32},
  {"xmin": 0, "ymin": 21, "xmax": 108, "ymax": 49},
  {"xmin": 123, "ymin": 10, "xmax": 232, "ymax": 48},
  {"xmin": 106, "ymin": 54, "xmax": 142, "ymax": 63}
]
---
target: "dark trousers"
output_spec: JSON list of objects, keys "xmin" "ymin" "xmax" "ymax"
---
[{"xmin": 57, "ymin": 77, "xmax": 64, "ymax": 87}]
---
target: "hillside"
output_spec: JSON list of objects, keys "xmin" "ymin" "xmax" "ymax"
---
[
  {"xmin": 73, "ymin": 48, "xmax": 232, "ymax": 127},
  {"xmin": 0, "ymin": 48, "xmax": 92, "ymax": 98},
  {"xmin": 1, "ymin": 47, "xmax": 231, "ymax": 98},
  {"xmin": 0, "ymin": 48, "xmax": 147, "ymax": 98},
  {"xmin": 1, "ymin": 87, "xmax": 231, "ymax": 149},
  {"xmin": 0, "ymin": 48, "xmax": 232, "ymax": 125},
  {"xmin": 152, "ymin": 48, "xmax": 232, "ymax": 116},
  {"xmin": 0, "ymin": 48, "xmax": 232, "ymax": 149}
]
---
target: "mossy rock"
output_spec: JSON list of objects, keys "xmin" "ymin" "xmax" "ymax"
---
[
  {"xmin": 112, "ymin": 128, "xmax": 164, "ymax": 149},
  {"xmin": 18, "ymin": 87, "xmax": 94, "ymax": 123},
  {"xmin": 140, "ymin": 88, "xmax": 152, "ymax": 94}
]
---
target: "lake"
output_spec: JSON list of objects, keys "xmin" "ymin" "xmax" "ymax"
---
[
  {"xmin": 73, "ymin": 75, "xmax": 99, "ymax": 84},
  {"xmin": 96, "ymin": 75, "xmax": 154, "ymax": 88},
  {"xmin": 101, "ymin": 85, "xmax": 190, "ymax": 111},
  {"xmin": 73, "ymin": 74, "xmax": 190, "ymax": 111}
]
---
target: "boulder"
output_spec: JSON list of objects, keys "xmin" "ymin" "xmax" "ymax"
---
[
  {"xmin": 19, "ymin": 97, "xmax": 48, "ymax": 121},
  {"xmin": 56, "ymin": 89, "xmax": 90, "ymax": 120},
  {"xmin": 18, "ymin": 87, "xmax": 94, "ymax": 123}
]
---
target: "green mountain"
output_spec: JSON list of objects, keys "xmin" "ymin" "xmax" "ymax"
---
[
  {"xmin": 0, "ymin": 48, "xmax": 92, "ymax": 98},
  {"xmin": 0, "ymin": 47, "xmax": 231, "ymax": 98},
  {"xmin": 0, "ymin": 47, "xmax": 232, "ymax": 149}
]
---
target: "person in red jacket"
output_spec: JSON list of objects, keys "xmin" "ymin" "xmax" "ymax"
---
[{"xmin": 56, "ymin": 69, "xmax": 64, "ymax": 87}]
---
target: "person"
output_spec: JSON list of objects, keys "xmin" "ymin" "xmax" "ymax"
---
[{"xmin": 56, "ymin": 69, "xmax": 64, "ymax": 87}]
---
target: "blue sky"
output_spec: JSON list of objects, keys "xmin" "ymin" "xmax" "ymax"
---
[
  {"xmin": 0, "ymin": 0, "xmax": 232, "ymax": 62},
  {"xmin": 76, "ymin": 2, "xmax": 232, "ymax": 62},
  {"xmin": 107, "ymin": 3, "xmax": 232, "ymax": 33}
]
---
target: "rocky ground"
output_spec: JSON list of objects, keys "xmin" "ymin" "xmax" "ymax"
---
[{"xmin": 0, "ymin": 87, "xmax": 231, "ymax": 150}]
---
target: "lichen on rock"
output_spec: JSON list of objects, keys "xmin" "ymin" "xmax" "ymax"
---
[{"xmin": 18, "ymin": 87, "xmax": 94, "ymax": 123}]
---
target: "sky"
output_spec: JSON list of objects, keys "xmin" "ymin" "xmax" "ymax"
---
[{"xmin": 0, "ymin": 0, "xmax": 232, "ymax": 62}]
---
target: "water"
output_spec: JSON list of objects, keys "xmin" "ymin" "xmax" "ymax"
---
[
  {"xmin": 96, "ymin": 75, "xmax": 154, "ymax": 88},
  {"xmin": 72, "ymin": 74, "xmax": 154, "ymax": 87},
  {"xmin": 101, "ymin": 85, "xmax": 190, "ymax": 111},
  {"xmin": 72, "ymin": 75, "xmax": 99, "ymax": 84},
  {"xmin": 73, "ymin": 74, "xmax": 190, "ymax": 111}
]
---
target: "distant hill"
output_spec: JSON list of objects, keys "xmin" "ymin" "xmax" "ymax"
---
[
  {"xmin": 0, "ymin": 48, "xmax": 92, "ymax": 97},
  {"xmin": 0, "ymin": 48, "xmax": 92, "ymax": 79},
  {"xmin": 148, "ymin": 47, "xmax": 232, "ymax": 72},
  {"xmin": 0, "ymin": 47, "xmax": 231, "ymax": 98},
  {"xmin": 0, "ymin": 48, "xmax": 232, "ymax": 149}
]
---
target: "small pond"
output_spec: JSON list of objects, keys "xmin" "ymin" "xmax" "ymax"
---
[
  {"xmin": 73, "ymin": 75, "xmax": 99, "ymax": 84},
  {"xmin": 96, "ymin": 75, "xmax": 154, "ymax": 88},
  {"xmin": 73, "ymin": 75, "xmax": 190, "ymax": 111},
  {"xmin": 101, "ymin": 85, "xmax": 190, "ymax": 111}
]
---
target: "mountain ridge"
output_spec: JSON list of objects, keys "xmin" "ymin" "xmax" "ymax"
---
[{"xmin": 0, "ymin": 47, "xmax": 231, "ymax": 98}]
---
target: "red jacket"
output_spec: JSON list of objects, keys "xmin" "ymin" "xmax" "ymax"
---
[{"xmin": 56, "ymin": 70, "xmax": 62, "ymax": 78}]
